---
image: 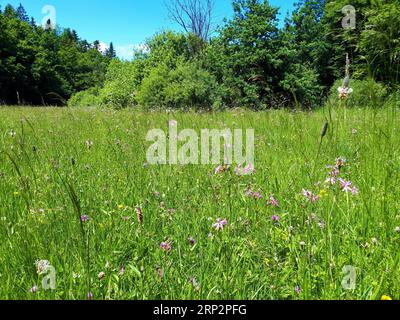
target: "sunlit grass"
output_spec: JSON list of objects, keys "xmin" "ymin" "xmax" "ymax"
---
[{"xmin": 0, "ymin": 105, "xmax": 399, "ymax": 300}]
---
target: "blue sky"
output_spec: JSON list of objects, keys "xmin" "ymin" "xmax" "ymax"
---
[{"xmin": 1, "ymin": 0, "xmax": 296, "ymax": 59}]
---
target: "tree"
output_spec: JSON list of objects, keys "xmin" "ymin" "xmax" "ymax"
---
[
  {"xmin": 207, "ymin": 0, "xmax": 282, "ymax": 108},
  {"xmin": 105, "ymin": 42, "xmax": 116, "ymax": 58},
  {"xmin": 166, "ymin": 0, "xmax": 214, "ymax": 41},
  {"xmin": 16, "ymin": 3, "xmax": 29, "ymax": 22}
]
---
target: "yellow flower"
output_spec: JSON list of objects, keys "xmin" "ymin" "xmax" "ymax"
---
[
  {"xmin": 118, "ymin": 204, "xmax": 124, "ymax": 210},
  {"xmin": 318, "ymin": 189, "xmax": 328, "ymax": 198},
  {"xmin": 381, "ymin": 295, "xmax": 392, "ymax": 301},
  {"xmin": 13, "ymin": 192, "xmax": 20, "ymax": 197}
]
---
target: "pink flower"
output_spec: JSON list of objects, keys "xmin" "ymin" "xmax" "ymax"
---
[
  {"xmin": 80, "ymin": 215, "xmax": 89, "ymax": 222},
  {"xmin": 351, "ymin": 187, "xmax": 359, "ymax": 195},
  {"xmin": 29, "ymin": 286, "xmax": 38, "ymax": 294},
  {"xmin": 160, "ymin": 241, "xmax": 172, "ymax": 252},
  {"xmin": 235, "ymin": 163, "xmax": 255, "ymax": 176},
  {"xmin": 302, "ymin": 190, "xmax": 319, "ymax": 203},
  {"xmin": 271, "ymin": 215, "xmax": 280, "ymax": 222},
  {"xmin": 213, "ymin": 218, "xmax": 228, "ymax": 231},
  {"xmin": 87, "ymin": 292, "xmax": 93, "ymax": 300},
  {"xmin": 268, "ymin": 195, "xmax": 279, "ymax": 207},
  {"xmin": 339, "ymin": 179, "xmax": 352, "ymax": 192}
]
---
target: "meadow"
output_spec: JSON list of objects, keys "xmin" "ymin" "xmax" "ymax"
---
[{"xmin": 0, "ymin": 104, "xmax": 399, "ymax": 300}]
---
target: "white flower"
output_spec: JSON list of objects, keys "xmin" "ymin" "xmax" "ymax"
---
[{"xmin": 338, "ymin": 86, "xmax": 353, "ymax": 99}]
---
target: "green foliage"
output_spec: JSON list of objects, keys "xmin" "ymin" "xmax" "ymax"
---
[
  {"xmin": 1, "ymin": 106, "xmax": 400, "ymax": 299},
  {"xmin": 330, "ymin": 78, "xmax": 388, "ymax": 107},
  {"xmin": 0, "ymin": 4, "xmax": 110, "ymax": 105},
  {"xmin": 68, "ymin": 87, "xmax": 101, "ymax": 107},
  {"xmin": 136, "ymin": 60, "xmax": 218, "ymax": 110},
  {"xmin": 98, "ymin": 59, "xmax": 142, "ymax": 109},
  {"xmin": 359, "ymin": 1, "xmax": 400, "ymax": 85}
]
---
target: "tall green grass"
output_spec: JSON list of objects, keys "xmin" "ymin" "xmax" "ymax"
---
[{"xmin": 0, "ymin": 104, "xmax": 399, "ymax": 300}]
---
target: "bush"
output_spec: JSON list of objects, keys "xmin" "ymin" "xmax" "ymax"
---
[
  {"xmin": 136, "ymin": 61, "xmax": 218, "ymax": 110},
  {"xmin": 280, "ymin": 64, "xmax": 324, "ymax": 109},
  {"xmin": 68, "ymin": 87, "xmax": 100, "ymax": 107},
  {"xmin": 98, "ymin": 59, "xmax": 143, "ymax": 109},
  {"xmin": 329, "ymin": 78, "xmax": 388, "ymax": 107}
]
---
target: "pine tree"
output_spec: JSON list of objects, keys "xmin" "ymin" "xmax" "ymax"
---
[
  {"xmin": 4, "ymin": 4, "xmax": 17, "ymax": 18},
  {"xmin": 16, "ymin": 3, "xmax": 29, "ymax": 22},
  {"xmin": 106, "ymin": 42, "xmax": 116, "ymax": 58}
]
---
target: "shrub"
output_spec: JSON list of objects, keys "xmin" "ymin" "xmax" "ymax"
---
[
  {"xmin": 136, "ymin": 61, "xmax": 218, "ymax": 110},
  {"xmin": 68, "ymin": 87, "xmax": 100, "ymax": 107},
  {"xmin": 329, "ymin": 78, "xmax": 388, "ymax": 107},
  {"xmin": 98, "ymin": 59, "xmax": 143, "ymax": 109}
]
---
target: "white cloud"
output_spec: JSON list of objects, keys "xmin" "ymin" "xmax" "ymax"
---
[
  {"xmin": 98, "ymin": 41, "xmax": 108, "ymax": 55},
  {"xmin": 115, "ymin": 44, "xmax": 150, "ymax": 61}
]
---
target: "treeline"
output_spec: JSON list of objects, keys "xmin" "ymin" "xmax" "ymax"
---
[
  {"xmin": 71, "ymin": 0, "xmax": 400, "ymax": 110},
  {"xmin": 2, "ymin": 1, "xmax": 400, "ymax": 109},
  {"xmin": 0, "ymin": 4, "xmax": 115, "ymax": 105}
]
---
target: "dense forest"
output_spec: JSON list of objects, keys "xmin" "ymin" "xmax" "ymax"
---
[{"xmin": 1, "ymin": 0, "xmax": 399, "ymax": 109}]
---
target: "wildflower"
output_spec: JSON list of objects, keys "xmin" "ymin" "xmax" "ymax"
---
[
  {"xmin": 335, "ymin": 158, "xmax": 346, "ymax": 170},
  {"xmin": 73, "ymin": 272, "xmax": 81, "ymax": 279},
  {"xmin": 245, "ymin": 188, "xmax": 262, "ymax": 200},
  {"xmin": 136, "ymin": 207, "xmax": 143, "ymax": 225},
  {"xmin": 188, "ymin": 237, "xmax": 196, "ymax": 246},
  {"xmin": 271, "ymin": 215, "xmax": 280, "ymax": 222},
  {"xmin": 160, "ymin": 241, "xmax": 172, "ymax": 252},
  {"xmin": 338, "ymin": 86, "xmax": 354, "ymax": 99},
  {"xmin": 381, "ymin": 295, "xmax": 392, "ymax": 301},
  {"xmin": 318, "ymin": 221, "xmax": 326, "ymax": 230},
  {"xmin": 395, "ymin": 227, "xmax": 400, "ymax": 233},
  {"xmin": 318, "ymin": 189, "xmax": 328, "ymax": 198},
  {"xmin": 339, "ymin": 179, "xmax": 358, "ymax": 195},
  {"xmin": 29, "ymin": 286, "xmax": 38, "ymax": 294},
  {"xmin": 371, "ymin": 238, "xmax": 378, "ymax": 245},
  {"xmin": 253, "ymin": 190, "xmax": 263, "ymax": 200},
  {"xmin": 118, "ymin": 267, "xmax": 126, "ymax": 276},
  {"xmin": 80, "ymin": 215, "xmax": 89, "ymax": 223},
  {"xmin": 98, "ymin": 272, "xmax": 106, "ymax": 280},
  {"xmin": 299, "ymin": 241, "xmax": 306, "ymax": 247},
  {"xmin": 35, "ymin": 260, "xmax": 51, "ymax": 275},
  {"xmin": 235, "ymin": 163, "xmax": 255, "ymax": 176},
  {"xmin": 157, "ymin": 268, "xmax": 164, "ymax": 279},
  {"xmin": 87, "ymin": 292, "xmax": 94, "ymax": 300},
  {"xmin": 267, "ymin": 195, "xmax": 279, "ymax": 207},
  {"xmin": 190, "ymin": 277, "xmax": 200, "ymax": 291},
  {"xmin": 294, "ymin": 286, "xmax": 302, "ymax": 294},
  {"xmin": 117, "ymin": 204, "xmax": 124, "ymax": 210},
  {"xmin": 9, "ymin": 130, "xmax": 16, "ymax": 137},
  {"xmin": 215, "ymin": 164, "xmax": 230, "ymax": 175},
  {"xmin": 338, "ymin": 54, "xmax": 353, "ymax": 100},
  {"xmin": 351, "ymin": 187, "xmax": 359, "ymax": 195},
  {"xmin": 85, "ymin": 140, "xmax": 93, "ymax": 149},
  {"xmin": 213, "ymin": 218, "xmax": 228, "ymax": 231},
  {"xmin": 352, "ymin": 129, "xmax": 358, "ymax": 135},
  {"xmin": 302, "ymin": 190, "xmax": 319, "ymax": 203}
]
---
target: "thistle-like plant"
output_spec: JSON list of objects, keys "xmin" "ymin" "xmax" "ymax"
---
[{"xmin": 338, "ymin": 54, "xmax": 354, "ymax": 100}]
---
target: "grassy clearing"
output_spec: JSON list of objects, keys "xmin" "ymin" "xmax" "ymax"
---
[{"xmin": 0, "ymin": 105, "xmax": 399, "ymax": 300}]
